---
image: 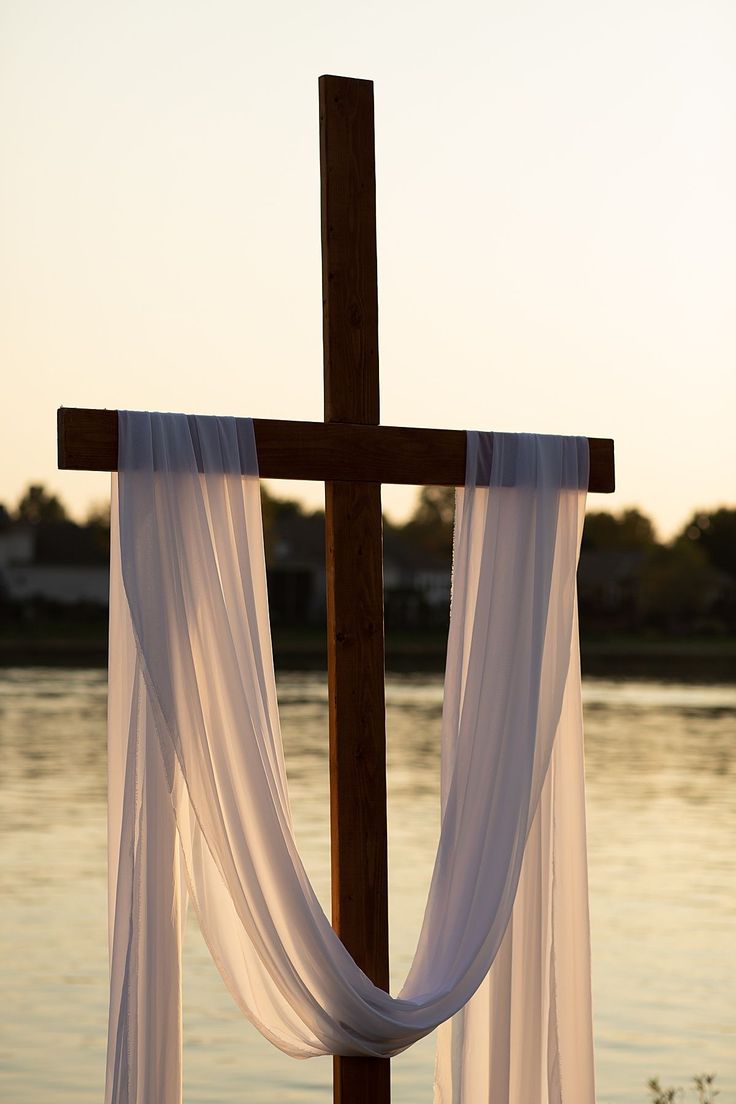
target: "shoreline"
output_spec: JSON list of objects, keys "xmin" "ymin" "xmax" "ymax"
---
[{"xmin": 1, "ymin": 629, "xmax": 734, "ymax": 681}]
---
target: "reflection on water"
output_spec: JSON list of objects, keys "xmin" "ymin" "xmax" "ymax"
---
[{"xmin": 0, "ymin": 670, "xmax": 734, "ymax": 1102}]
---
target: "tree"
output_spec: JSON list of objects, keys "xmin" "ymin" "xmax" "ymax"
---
[
  {"xmin": 15, "ymin": 484, "xmax": 68, "ymax": 525},
  {"xmin": 411, "ymin": 486, "xmax": 455, "ymax": 529},
  {"xmin": 401, "ymin": 486, "xmax": 455, "ymax": 559},
  {"xmin": 83, "ymin": 499, "xmax": 112, "ymax": 558},
  {"xmin": 85, "ymin": 500, "xmax": 111, "ymax": 528},
  {"xmin": 638, "ymin": 540, "xmax": 718, "ymax": 632},
  {"xmin": 678, "ymin": 508, "xmax": 736, "ymax": 580},
  {"xmin": 582, "ymin": 508, "xmax": 656, "ymax": 551},
  {"xmin": 258, "ymin": 485, "xmax": 325, "ymax": 566}
]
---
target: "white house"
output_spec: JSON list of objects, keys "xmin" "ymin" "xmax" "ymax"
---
[{"xmin": 0, "ymin": 528, "xmax": 109, "ymax": 606}]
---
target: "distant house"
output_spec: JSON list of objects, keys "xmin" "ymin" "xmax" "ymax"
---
[
  {"xmin": 0, "ymin": 528, "xmax": 34, "ymax": 573},
  {"xmin": 0, "ymin": 510, "xmax": 452, "ymax": 627},
  {"xmin": 265, "ymin": 510, "xmax": 326, "ymax": 626},
  {"xmin": 262, "ymin": 509, "xmax": 452, "ymax": 630},
  {"xmin": 0, "ymin": 523, "xmax": 109, "ymax": 607},
  {"xmin": 383, "ymin": 528, "xmax": 451, "ymax": 629}
]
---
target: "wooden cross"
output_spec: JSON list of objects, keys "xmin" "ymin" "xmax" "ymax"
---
[{"xmin": 58, "ymin": 74, "xmax": 615, "ymax": 1104}]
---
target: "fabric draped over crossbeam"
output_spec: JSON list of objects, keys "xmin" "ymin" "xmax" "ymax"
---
[{"xmin": 106, "ymin": 412, "xmax": 595, "ymax": 1104}]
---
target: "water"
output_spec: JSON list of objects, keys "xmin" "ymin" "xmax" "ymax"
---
[{"xmin": 0, "ymin": 669, "xmax": 734, "ymax": 1103}]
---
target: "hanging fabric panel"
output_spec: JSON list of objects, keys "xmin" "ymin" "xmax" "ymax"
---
[{"xmin": 106, "ymin": 412, "xmax": 593, "ymax": 1104}]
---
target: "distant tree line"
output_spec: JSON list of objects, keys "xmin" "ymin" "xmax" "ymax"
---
[
  {"xmin": 0, "ymin": 484, "xmax": 110, "ymax": 564},
  {"xmin": 239, "ymin": 487, "xmax": 736, "ymax": 637},
  {"xmin": 1, "ymin": 483, "xmax": 735, "ymax": 637},
  {"xmin": 580, "ymin": 507, "xmax": 736, "ymax": 635}
]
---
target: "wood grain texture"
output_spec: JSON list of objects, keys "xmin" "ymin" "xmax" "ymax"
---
[
  {"xmin": 333, "ymin": 1054, "xmax": 391, "ymax": 1103},
  {"xmin": 325, "ymin": 480, "xmax": 389, "ymax": 983},
  {"xmin": 320, "ymin": 74, "xmax": 380, "ymax": 425},
  {"xmin": 57, "ymin": 409, "xmax": 616, "ymax": 493},
  {"xmin": 320, "ymin": 74, "xmax": 390, "ymax": 1104}
]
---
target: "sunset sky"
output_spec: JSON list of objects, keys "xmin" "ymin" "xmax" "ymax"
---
[{"xmin": 1, "ymin": 0, "xmax": 734, "ymax": 537}]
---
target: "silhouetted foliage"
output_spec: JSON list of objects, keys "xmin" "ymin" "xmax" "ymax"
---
[
  {"xmin": 582, "ymin": 508, "xmax": 657, "ymax": 550},
  {"xmin": 82, "ymin": 500, "xmax": 112, "ymax": 558},
  {"xmin": 2, "ymin": 480, "xmax": 735, "ymax": 638},
  {"xmin": 16, "ymin": 484, "xmax": 68, "ymax": 525},
  {"xmin": 647, "ymin": 1073, "xmax": 718, "ymax": 1104},
  {"xmin": 259, "ymin": 486, "xmax": 324, "ymax": 568},
  {"xmin": 677, "ymin": 508, "xmax": 736, "ymax": 581},
  {"xmin": 638, "ymin": 540, "xmax": 720, "ymax": 633},
  {"xmin": 85, "ymin": 500, "xmax": 111, "ymax": 528},
  {"xmin": 400, "ymin": 486, "xmax": 455, "ymax": 560},
  {"xmin": 579, "ymin": 506, "xmax": 736, "ymax": 635}
]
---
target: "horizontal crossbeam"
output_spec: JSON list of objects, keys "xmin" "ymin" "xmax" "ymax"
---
[{"xmin": 57, "ymin": 407, "xmax": 615, "ymax": 492}]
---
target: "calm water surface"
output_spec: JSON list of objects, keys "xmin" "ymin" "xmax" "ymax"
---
[{"xmin": 0, "ymin": 669, "xmax": 734, "ymax": 1102}]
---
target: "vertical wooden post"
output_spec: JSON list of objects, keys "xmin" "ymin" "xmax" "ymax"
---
[{"xmin": 320, "ymin": 74, "xmax": 391, "ymax": 1104}]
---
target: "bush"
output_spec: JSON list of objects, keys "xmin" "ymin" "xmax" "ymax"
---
[{"xmin": 647, "ymin": 1074, "xmax": 718, "ymax": 1104}]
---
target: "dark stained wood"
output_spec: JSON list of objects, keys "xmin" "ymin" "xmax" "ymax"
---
[
  {"xmin": 320, "ymin": 74, "xmax": 380, "ymax": 425},
  {"xmin": 325, "ymin": 480, "xmax": 390, "ymax": 972},
  {"xmin": 320, "ymin": 74, "xmax": 390, "ymax": 1104},
  {"xmin": 56, "ymin": 408, "xmax": 616, "ymax": 493},
  {"xmin": 58, "ymin": 407, "xmax": 117, "ymax": 472},
  {"xmin": 334, "ymin": 1053, "xmax": 391, "ymax": 1103}
]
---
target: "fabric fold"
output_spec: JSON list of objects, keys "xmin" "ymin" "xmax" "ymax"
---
[{"xmin": 106, "ymin": 411, "xmax": 594, "ymax": 1104}]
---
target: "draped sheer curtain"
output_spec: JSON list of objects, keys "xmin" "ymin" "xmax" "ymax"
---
[{"xmin": 106, "ymin": 412, "xmax": 594, "ymax": 1104}]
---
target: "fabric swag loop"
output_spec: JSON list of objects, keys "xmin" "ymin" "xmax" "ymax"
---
[{"xmin": 106, "ymin": 411, "xmax": 594, "ymax": 1104}]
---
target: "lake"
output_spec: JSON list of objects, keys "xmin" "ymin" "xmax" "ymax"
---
[{"xmin": 0, "ymin": 669, "xmax": 734, "ymax": 1102}]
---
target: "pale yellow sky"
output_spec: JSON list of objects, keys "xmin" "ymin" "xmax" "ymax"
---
[{"xmin": 1, "ymin": 0, "xmax": 734, "ymax": 537}]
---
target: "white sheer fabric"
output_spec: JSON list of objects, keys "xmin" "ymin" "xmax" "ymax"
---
[{"xmin": 106, "ymin": 412, "xmax": 593, "ymax": 1104}]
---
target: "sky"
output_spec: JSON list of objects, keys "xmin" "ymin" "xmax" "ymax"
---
[{"xmin": 1, "ymin": 0, "xmax": 734, "ymax": 538}]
